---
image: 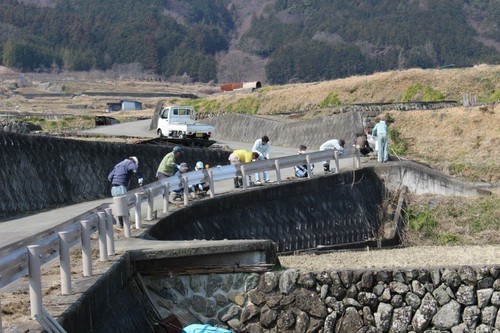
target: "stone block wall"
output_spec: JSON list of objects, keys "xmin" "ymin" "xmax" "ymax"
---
[{"xmin": 142, "ymin": 266, "xmax": 500, "ymax": 333}]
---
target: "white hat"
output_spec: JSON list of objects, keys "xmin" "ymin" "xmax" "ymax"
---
[
  {"xmin": 129, "ymin": 156, "xmax": 139, "ymax": 165},
  {"xmin": 195, "ymin": 161, "xmax": 204, "ymax": 170}
]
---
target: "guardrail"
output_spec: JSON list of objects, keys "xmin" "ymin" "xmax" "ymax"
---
[{"xmin": 0, "ymin": 147, "xmax": 360, "ymax": 331}]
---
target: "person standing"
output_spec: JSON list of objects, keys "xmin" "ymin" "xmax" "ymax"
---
[
  {"xmin": 319, "ymin": 139, "xmax": 345, "ymax": 173},
  {"xmin": 157, "ymin": 146, "xmax": 183, "ymax": 179},
  {"xmin": 252, "ymin": 135, "xmax": 273, "ymax": 185},
  {"xmin": 371, "ymin": 120, "xmax": 389, "ymax": 163},
  {"xmin": 108, "ymin": 156, "xmax": 143, "ymax": 197},
  {"xmin": 228, "ymin": 149, "xmax": 259, "ymax": 188}
]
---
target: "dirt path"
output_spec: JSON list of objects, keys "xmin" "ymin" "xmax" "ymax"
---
[{"xmin": 278, "ymin": 245, "xmax": 500, "ymax": 272}]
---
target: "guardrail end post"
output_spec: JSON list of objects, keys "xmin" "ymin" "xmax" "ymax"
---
[
  {"xmin": 80, "ymin": 220, "xmax": 92, "ymax": 277},
  {"xmin": 28, "ymin": 245, "xmax": 42, "ymax": 318},
  {"xmin": 58, "ymin": 231, "xmax": 72, "ymax": 295}
]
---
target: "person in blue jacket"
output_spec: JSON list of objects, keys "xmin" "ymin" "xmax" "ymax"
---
[{"xmin": 107, "ymin": 156, "xmax": 143, "ymax": 197}]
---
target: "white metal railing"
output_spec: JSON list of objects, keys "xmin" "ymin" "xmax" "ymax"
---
[{"xmin": 0, "ymin": 147, "xmax": 360, "ymax": 330}]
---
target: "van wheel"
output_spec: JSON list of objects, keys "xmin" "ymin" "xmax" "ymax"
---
[{"xmin": 157, "ymin": 129, "xmax": 163, "ymax": 138}]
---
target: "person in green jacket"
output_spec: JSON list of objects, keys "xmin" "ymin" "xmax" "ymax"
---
[{"xmin": 157, "ymin": 146, "xmax": 183, "ymax": 179}]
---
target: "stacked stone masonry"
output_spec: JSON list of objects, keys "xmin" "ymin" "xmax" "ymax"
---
[{"xmin": 143, "ymin": 266, "xmax": 500, "ymax": 333}]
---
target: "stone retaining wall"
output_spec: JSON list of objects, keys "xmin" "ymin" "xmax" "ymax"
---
[{"xmin": 141, "ymin": 266, "xmax": 500, "ymax": 333}]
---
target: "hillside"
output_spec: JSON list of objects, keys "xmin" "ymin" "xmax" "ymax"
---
[{"xmin": 0, "ymin": 0, "xmax": 498, "ymax": 83}]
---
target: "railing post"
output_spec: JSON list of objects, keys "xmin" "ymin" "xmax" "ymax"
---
[
  {"xmin": 58, "ymin": 231, "xmax": 71, "ymax": 295},
  {"xmin": 113, "ymin": 195, "xmax": 131, "ymax": 238},
  {"xmin": 274, "ymin": 160, "xmax": 282, "ymax": 184},
  {"xmin": 163, "ymin": 183, "xmax": 170, "ymax": 213},
  {"xmin": 306, "ymin": 155, "xmax": 313, "ymax": 178},
  {"xmin": 97, "ymin": 212, "xmax": 108, "ymax": 262},
  {"xmin": 134, "ymin": 193, "xmax": 142, "ymax": 229},
  {"xmin": 183, "ymin": 176, "xmax": 189, "ymax": 206},
  {"xmin": 28, "ymin": 245, "xmax": 42, "ymax": 318},
  {"xmin": 105, "ymin": 208, "xmax": 115, "ymax": 256},
  {"xmin": 241, "ymin": 165, "xmax": 248, "ymax": 190},
  {"xmin": 208, "ymin": 170, "xmax": 215, "ymax": 198},
  {"xmin": 147, "ymin": 189, "xmax": 154, "ymax": 221},
  {"xmin": 334, "ymin": 151, "xmax": 340, "ymax": 173},
  {"xmin": 80, "ymin": 220, "xmax": 92, "ymax": 277},
  {"xmin": 354, "ymin": 146, "xmax": 361, "ymax": 169}
]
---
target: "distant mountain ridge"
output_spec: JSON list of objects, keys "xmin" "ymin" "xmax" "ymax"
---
[{"xmin": 1, "ymin": 0, "xmax": 498, "ymax": 83}]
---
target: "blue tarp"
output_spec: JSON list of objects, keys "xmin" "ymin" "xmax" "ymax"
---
[{"xmin": 182, "ymin": 324, "xmax": 233, "ymax": 333}]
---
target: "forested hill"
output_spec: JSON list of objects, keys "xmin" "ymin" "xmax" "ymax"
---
[{"xmin": 0, "ymin": 0, "xmax": 498, "ymax": 84}]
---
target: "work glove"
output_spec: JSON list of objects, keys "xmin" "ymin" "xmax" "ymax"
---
[
  {"xmin": 173, "ymin": 163, "xmax": 180, "ymax": 169},
  {"xmin": 138, "ymin": 178, "xmax": 144, "ymax": 186}
]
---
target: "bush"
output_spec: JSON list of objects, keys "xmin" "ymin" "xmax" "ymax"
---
[
  {"xmin": 405, "ymin": 206, "xmax": 437, "ymax": 237},
  {"xmin": 319, "ymin": 92, "xmax": 341, "ymax": 108},
  {"xmin": 402, "ymin": 83, "xmax": 423, "ymax": 102},
  {"xmin": 389, "ymin": 128, "xmax": 407, "ymax": 155},
  {"xmin": 402, "ymin": 83, "xmax": 445, "ymax": 102}
]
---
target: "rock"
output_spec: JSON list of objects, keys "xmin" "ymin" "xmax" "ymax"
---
[
  {"xmin": 336, "ymin": 307, "xmax": 363, "ymax": 333},
  {"xmin": 259, "ymin": 305, "xmax": 278, "ymax": 328},
  {"xmin": 458, "ymin": 266, "xmax": 477, "ymax": 286},
  {"xmin": 214, "ymin": 292, "xmax": 229, "ymax": 307},
  {"xmin": 412, "ymin": 293, "xmax": 438, "ymax": 333},
  {"xmin": 451, "ymin": 323, "xmax": 470, "ymax": 333},
  {"xmin": 377, "ymin": 270, "xmax": 392, "ymax": 284},
  {"xmin": 340, "ymin": 271, "xmax": 353, "ymax": 288},
  {"xmin": 456, "ymin": 285, "xmax": 476, "ymax": 305},
  {"xmin": 477, "ymin": 289, "xmax": 494, "ymax": 308},
  {"xmin": 316, "ymin": 271, "xmax": 333, "ymax": 285},
  {"xmin": 325, "ymin": 297, "xmax": 345, "ymax": 313},
  {"xmin": 266, "ymin": 294, "xmax": 282, "ymax": 308},
  {"xmin": 481, "ymin": 306, "xmax": 498, "ymax": 327},
  {"xmin": 220, "ymin": 274, "xmax": 234, "ymax": 292},
  {"xmin": 190, "ymin": 275, "xmax": 204, "ymax": 293},
  {"xmin": 373, "ymin": 284, "xmax": 385, "ymax": 296},
  {"xmin": 294, "ymin": 309, "xmax": 310, "ymax": 333},
  {"xmin": 432, "ymin": 284, "xmax": 452, "ymax": 306},
  {"xmin": 491, "ymin": 291, "xmax": 500, "ymax": 307},
  {"xmin": 389, "ymin": 306, "xmax": 412, "ymax": 333},
  {"xmin": 430, "ymin": 269, "xmax": 441, "ymax": 287},
  {"xmin": 343, "ymin": 297, "xmax": 362, "ymax": 310},
  {"xmin": 280, "ymin": 294, "xmax": 295, "ymax": 307},
  {"xmin": 219, "ymin": 304, "xmax": 242, "ymax": 322},
  {"xmin": 417, "ymin": 270, "xmax": 431, "ymax": 284},
  {"xmin": 245, "ymin": 323, "xmax": 262, "ymax": 333},
  {"xmin": 478, "ymin": 277, "xmax": 495, "ymax": 289},
  {"xmin": 361, "ymin": 271, "xmax": 374, "ymax": 290},
  {"xmin": 393, "ymin": 270, "xmax": 405, "ymax": 283},
  {"xmin": 258, "ymin": 272, "xmax": 279, "ymax": 293},
  {"xmin": 374, "ymin": 302, "xmax": 393, "ymax": 332},
  {"xmin": 279, "ymin": 269, "xmax": 299, "ymax": 295},
  {"xmin": 308, "ymin": 317, "xmax": 324, "ymax": 333},
  {"xmin": 227, "ymin": 318, "xmax": 243, "ymax": 331},
  {"xmin": 494, "ymin": 279, "xmax": 500, "ymax": 291},
  {"xmin": 390, "ymin": 281, "xmax": 410, "ymax": 295},
  {"xmin": 295, "ymin": 288, "xmax": 328, "ymax": 318},
  {"xmin": 391, "ymin": 294, "xmax": 404, "ymax": 308},
  {"xmin": 462, "ymin": 305, "xmax": 481, "ymax": 330},
  {"xmin": 442, "ymin": 269, "xmax": 461, "ymax": 290},
  {"xmin": 379, "ymin": 287, "xmax": 392, "ymax": 302},
  {"xmin": 240, "ymin": 304, "xmax": 260, "ymax": 323},
  {"xmin": 363, "ymin": 306, "xmax": 375, "ymax": 326},
  {"xmin": 495, "ymin": 309, "xmax": 500, "ymax": 329},
  {"xmin": 405, "ymin": 292, "xmax": 421, "ymax": 310},
  {"xmin": 475, "ymin": 324, "xmax": 495, "ymax": 333},
  {"xmin": 431, "ymin": 299, "xmax": 461, "ymax": 330},
  {"xmin": 320, "ymin": 284, "xmax": 329, "ymax": 300},
  {"xmin": 490, "ymin": 267, "xmax": 500, "ymax": 279},
  {"xmin": 347, "ymin": 285, "xmax": 359, "ymax": 299},
  {"xmin": 411, "ymin": 280, "xmax": 426, "ymax": 298},
  {"xmin": 248, "ymin": 289, "xmax": 266, "ymax": 306},
  {"xmin": 206, "ymin": 274, "xmax": 223, "ymax": 296},
  {"xmin": 358, "ymin": 292, "xmax": 378, "ymax": 310},
  {"xmin": 405, "ymin": 269, "xmax": 419, "ymax": 283},
  {"xmin": 245, "ymin": 273, "xmax": 260, "ymax": 292},
  {"xmin": 323, "ymin": 311, "xmax": 338, "ymax": 333},
  {"xmin": 298, "ymin": 272, "xmax": 317, "ymax": 289},
  {"xmin": 277, "ymin": 308, "xmax": 295, "ymax": 331},
  {"xmin": 227, "ymin": 291, "xmax": 246, "ymax": 306},
  {"xmin": 331, "ymin": 284, "xmax": 347, "ymax": 301}
]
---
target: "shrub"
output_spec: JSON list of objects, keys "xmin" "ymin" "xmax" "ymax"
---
[
  {"xmin": 405, "ymin": 206, "xmax": 437, "ymax": 237},
  {"xmin": 402, "ymin": 83, "xmax": 445, "ymax": 102},
  {"xmin": 449, "ymin": 162, "xmax": 465, "ymax": 175},
  {"xmin": 389, "ymin": 128, "xmax": 407, "ymax": 155},
  {"xmin": 402, "ymin": 83, "xmax": 422, "ymax": 102},
  {"xmin": 319, "ymin": 92, "xmax": 341, "ymax": 108},
  {"xmin": 437, "ymin": 232, "xmax": 458, "ymax": 244},
  {"xmin": 422, "ymin": 86, "xmax": 445, "ymax": 101}
]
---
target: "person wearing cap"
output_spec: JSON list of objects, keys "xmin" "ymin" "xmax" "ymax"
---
[
  {"xmin": 107, "ymin": 156, "xmax": 143, "ymax": 197},
  {"xmin": 319, "ymin": 139, "xmax": 345, "ymax": 173},
  {"xmin": 228, "ymin": 149, "xmax": 260, "ymax": 188},
  {"xmin": 252, "ymin": 135, "xmax": 273, "ymax": 185},
  {"xmin": 191, "ymin": 161, "xmax": 210, "ymax": 195},
  {"xmin": 294, "ymin": 145, "xmax": 314, "ymax": 178},
  {"xmin": 169, "ymin": 162, "xmax": 193, "ymax": 203},
  {"xmin": 157, "ymin": 146, "xmax": 183, "ymax": 179}
]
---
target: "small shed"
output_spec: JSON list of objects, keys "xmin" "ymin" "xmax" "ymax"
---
[
  {"xmin": 106, "ymin": 100, "xmax": 142, "ymax": 112},
  {"xmin": 121, "ymin": 100, "xmax": 142, "ymax": 111}
]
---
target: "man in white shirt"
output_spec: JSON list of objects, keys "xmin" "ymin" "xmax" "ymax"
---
[
  {"xmin": 319, "ymin": 139, "xmax": 345, "ymax": 173},
  {"xmin": 252, "ymin": 135, "xmax": 273, "ymax": 185}
]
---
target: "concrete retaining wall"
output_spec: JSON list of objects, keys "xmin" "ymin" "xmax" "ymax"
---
[
  {"xmin": 138, "ymin": 265, "xmax": 500, "ymax": 332},
  {"xmin": 0, "ymin": 132, "xmax": 230, "ymax": 218}
]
